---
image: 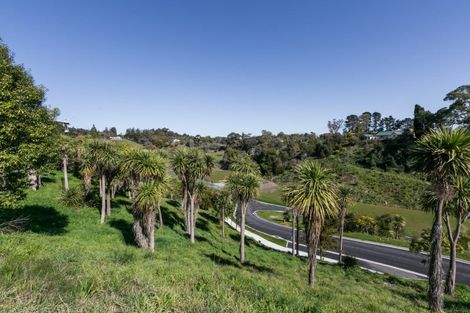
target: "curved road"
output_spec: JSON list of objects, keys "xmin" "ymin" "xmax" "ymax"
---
[{"xmin": 246, "ymin": 200, "xmax": 470, "ymax": 285}]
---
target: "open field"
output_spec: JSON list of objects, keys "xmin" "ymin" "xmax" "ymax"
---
[{"xmin": 1, "ymin": 174, "xmax": 470, "ymax": 312}]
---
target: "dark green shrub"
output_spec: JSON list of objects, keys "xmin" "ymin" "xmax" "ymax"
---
[
  {"xmin": 342, "ymin": 256, "xmax": 359, "ymax": 269},
  {"xmin": 60, "ymin": 186, "xmax": 85, "ymax": 208}
]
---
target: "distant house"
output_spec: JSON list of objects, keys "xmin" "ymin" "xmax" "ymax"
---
[
  {"xmin": 109, "ymin": 136, "xmax": 122, "ymax": 141},
  {"xmin": 361, "ymin": 130, "xmax": 403, "ymax": 141},
  {"xmin": 362, "ymin": 133, "xmax": 377, "ymax": 141},
  {"xmin": 375, "ymin": 130, "xmax": 403, "ymax": 141},
  {"xmin": 56, "ymin": 120, "xmax": 70, "ymax": 133},
  {"xmin": 171, "ymin": 139, "xmax": 181, "ymax": 147}
]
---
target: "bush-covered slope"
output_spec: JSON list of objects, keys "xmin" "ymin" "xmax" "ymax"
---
[
  {"xmin": 1, "ymin": 174, "xmax": 469, "ymax": 313},
  {"xmin": 321, "ymin": 158, "xmax": 429, "ymax": 209}
]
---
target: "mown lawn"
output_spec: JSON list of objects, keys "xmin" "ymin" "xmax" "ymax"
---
[{"xmin": 1, "ymin": 173, "xmax": 470, "ymax": 312}]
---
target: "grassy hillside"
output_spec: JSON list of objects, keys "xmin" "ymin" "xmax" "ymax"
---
[
  {"xmin": 322, "ymin": 158, "xmax": 429, "ymax": 210},
  {"xmin": 1, "ymin": 174, "xmax": 469, "ymax": 312}
]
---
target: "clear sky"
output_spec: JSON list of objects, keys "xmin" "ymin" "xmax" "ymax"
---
[{"xmin": 1, "ymin": 0, "xmax": 469, "ymax": 136}]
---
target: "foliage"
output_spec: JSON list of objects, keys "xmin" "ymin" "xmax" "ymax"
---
[
  {"xmin": 409, "ymin": 229, "xmax": 450, "ymax": 254},
  {"xmin": 0, "ymin": 41, "xmax": 60, "ymax": 208},
  {"xmin": 60, "ymin": 185, "xmax": 86, "ymax": 208},
  {"xmin": 342, "ymin": 256, "xmax": 359, "ymax": 269},
  {"xmin": 356, "ymin": 216, "xmax": 377, "ymax": 235}
]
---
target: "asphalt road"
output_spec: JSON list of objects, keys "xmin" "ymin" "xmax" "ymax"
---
[{"xmin": 246, "ymin": 200, "xmax": 470, "ymax": 285}]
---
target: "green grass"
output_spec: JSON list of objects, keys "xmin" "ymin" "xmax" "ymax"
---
[
  {"xmin": 207, "ymin": 150, "xmax": 225, "ymax": 164},
  {"xmin": 1, "ymin": 173, "xmax": 470, "ymax": 312},
  {"xmin": 257, "ymin": 188, "xmax": 284, "ymax": 206},
  {"xmin": 349, "ymin": 203, "xmax": 433, "ymax": 237},
  {"xmin": 343, "ymin": 232, "xmax": 411, "ymax": 248},
  {"xmin": 209, "ymin": 168, "xmax": 231, "ymax": 182},
  {"xmin": 245, "ymin": 225, "xmax": 287, "ymax": 247}
]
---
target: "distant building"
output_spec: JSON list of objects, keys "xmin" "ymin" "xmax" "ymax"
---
[
  {"xmin": 362, "ymin": 130, "xmax": 403, "ymax": 141},
  {"xmin": 56, "ymin": 120, "xmax": 70, "ymax": 133},
  {"xmin": 362, "ymin": 133, "xmax": 377, "ymax": 141},
  {"xmin": 171, "ymin": 138, "xmax": 181, "ymax": 146},
  {"xmin": 375, "ymin": 130, "xmax": 403, "ymax": 141},
  {"xmin": 109, "ymin": 136, "xmax": 122, "ymax": 141}
]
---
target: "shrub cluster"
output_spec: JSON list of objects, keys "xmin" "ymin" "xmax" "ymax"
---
[{"xmin": 344, "ymin": 213, "xmax": 406, "ymax": 239}]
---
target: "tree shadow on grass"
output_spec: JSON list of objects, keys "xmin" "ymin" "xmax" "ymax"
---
[
  {"xmin": 113, "ymin": 198, "xmax": 131, "ymax": 209},
  {"xmin": 199, "ymin": 211, "xmax": 218, "ymax": 224},
  {"xmin": 0, "ymin": 205, "xmax": 68, "ymax": 235},
  {"xmin": 444, "ymin": 295, "xmax": 470, "ymax": 312},
  {"xmin": 40, "ymin": 175, "xmax": 57, "ymax": 184},
  {"xmin": 203, "ymin": 252, "xmax": 274, "ymax": 273},
  {"xmin": 108, "ymin": 219, "xmax": 136, "ymax": 246},
  {"xmin": 160, "ymin": 204, "xmax": 184, "ymax": 230},
  {"xmin": 166, "ymin": 199, "xmax": 180, "ymax": 207},
  {"xmin": 229, "ymin": 233, "xmax": 252, "ymax": 247},
  {"xmin": 389, "ymin": 279, "xmax": 470, "ymax": 312},
  {"xmin": 196, "ymin": 217, "xmax": 210, "ymax": 232}
]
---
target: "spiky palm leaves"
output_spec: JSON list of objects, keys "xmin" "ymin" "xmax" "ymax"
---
[
  {"xmin": 122, "ymin": 148, "xmax": 167, "ymax": 197},
  {"xmin": 284, "ymin": 160, "xmax": 338, "ymax": 287},
  {"xmin": 413, "ymin": 127, "xmax": 470, "ymax": 311},
  {"xmin": 133, "ymin": 181, "xmax": 162, "ymax": 252},
  {"xmin": 82, "ymin": 140, "xmax": 120, "ymax": 224},
  {"xmin": 227, "ymin": 156, "xmax": 260, "ymax": 264},
  {"xmin": 172, "ymin": 148, "xmax": 214, "ymax": 243},
  {"xmin": 122, "ymin": 149, "xmax": 168, "ymax": 250}
]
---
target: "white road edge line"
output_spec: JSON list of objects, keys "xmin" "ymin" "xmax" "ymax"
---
[
  {"xmin": 252, "ymin": 201, "xmax": 470, "ymax": 266},
  {"xmin": 225, "ymin": 217, "xmax": 427, "ymax": 279}
]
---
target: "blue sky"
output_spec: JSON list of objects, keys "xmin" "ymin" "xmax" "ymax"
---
[{"xmin": 1, "ymin": 0, "xmax": 469, "ymax": 136}]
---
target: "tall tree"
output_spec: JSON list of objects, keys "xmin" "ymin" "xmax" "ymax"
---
[
  {"xmin": 327, "ymin": 119, "xmax": 344, "ymax": 134},
  {"xmin": 122, "ymin": 148, "xmax": 167, "ymax": 227},
  {"xmin": 212, "ymin": 189, "xmax": 234, "ymax": 238},
  {"xmin": 443, "ymin": 176, "xmax": 470, "ymax": 296},
  {"xmin": 444, "ymin": 85, "xmax": 470, "ymax": 127},
  {"xmin": 172, "ymin": 148, "xmax": 213, "ymax": 243},
  {"xmin": 372, "ymin": 112, "xmax": 382, "ymax": 132},
  {"xmin": 83, "ymin": 140, "xmax": 120, "ymax": 223},
  {"xmin": 359, "ymin": 112, "xmax": 372, "ymax": 133},
  {"xmin": 0, "ymin": 40, "xmax": 60, "ymax": 208},
  {"xmin": 344, "ymin": 115, "xmax": 360, "ymax": 133},
  {"xmin": 413, "ymin": 105, "xmax": 434, "ymax": 138},
  {"xmin": 413, "ymin": 127, "xmax": 470, "ymax": 312},
  {"xmin": 337, "ymin": 185, "xmax": 352, "ymax": 263},
  {"xmin": 227, "ymin": 155, "xmax": 260, "ymax": 264},
  {"xmin": 132, "ymin": 181, "xmax": 163, "ymax": 252},
  {"xmin": 284, "ymin": 160, "xmax": 338, "ymax": 287}
]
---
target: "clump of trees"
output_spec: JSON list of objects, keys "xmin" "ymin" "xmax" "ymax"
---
[
  {"xmin": 343, "ymin": 213, "xmax": 406, "ymax": 239},
  {"xmin": 172, "ymin": 147, "xmax": 214, "ymax": 243}
]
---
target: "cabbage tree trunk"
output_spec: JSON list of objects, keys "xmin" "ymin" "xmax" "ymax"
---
[
  {"xmin": 62, "ymin": 153, "xmax": 69, "ymax": 191},
  {"xmin": 306, "ymin": 219, "xmax": 321, "ymax": 287},
  {"xmin": 428, "ymin": 197, "xmax": 444, "ymax": 312},
  {"xmin": 100, "ymin": 175, "xmax": 106, "ymax": 224}
]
